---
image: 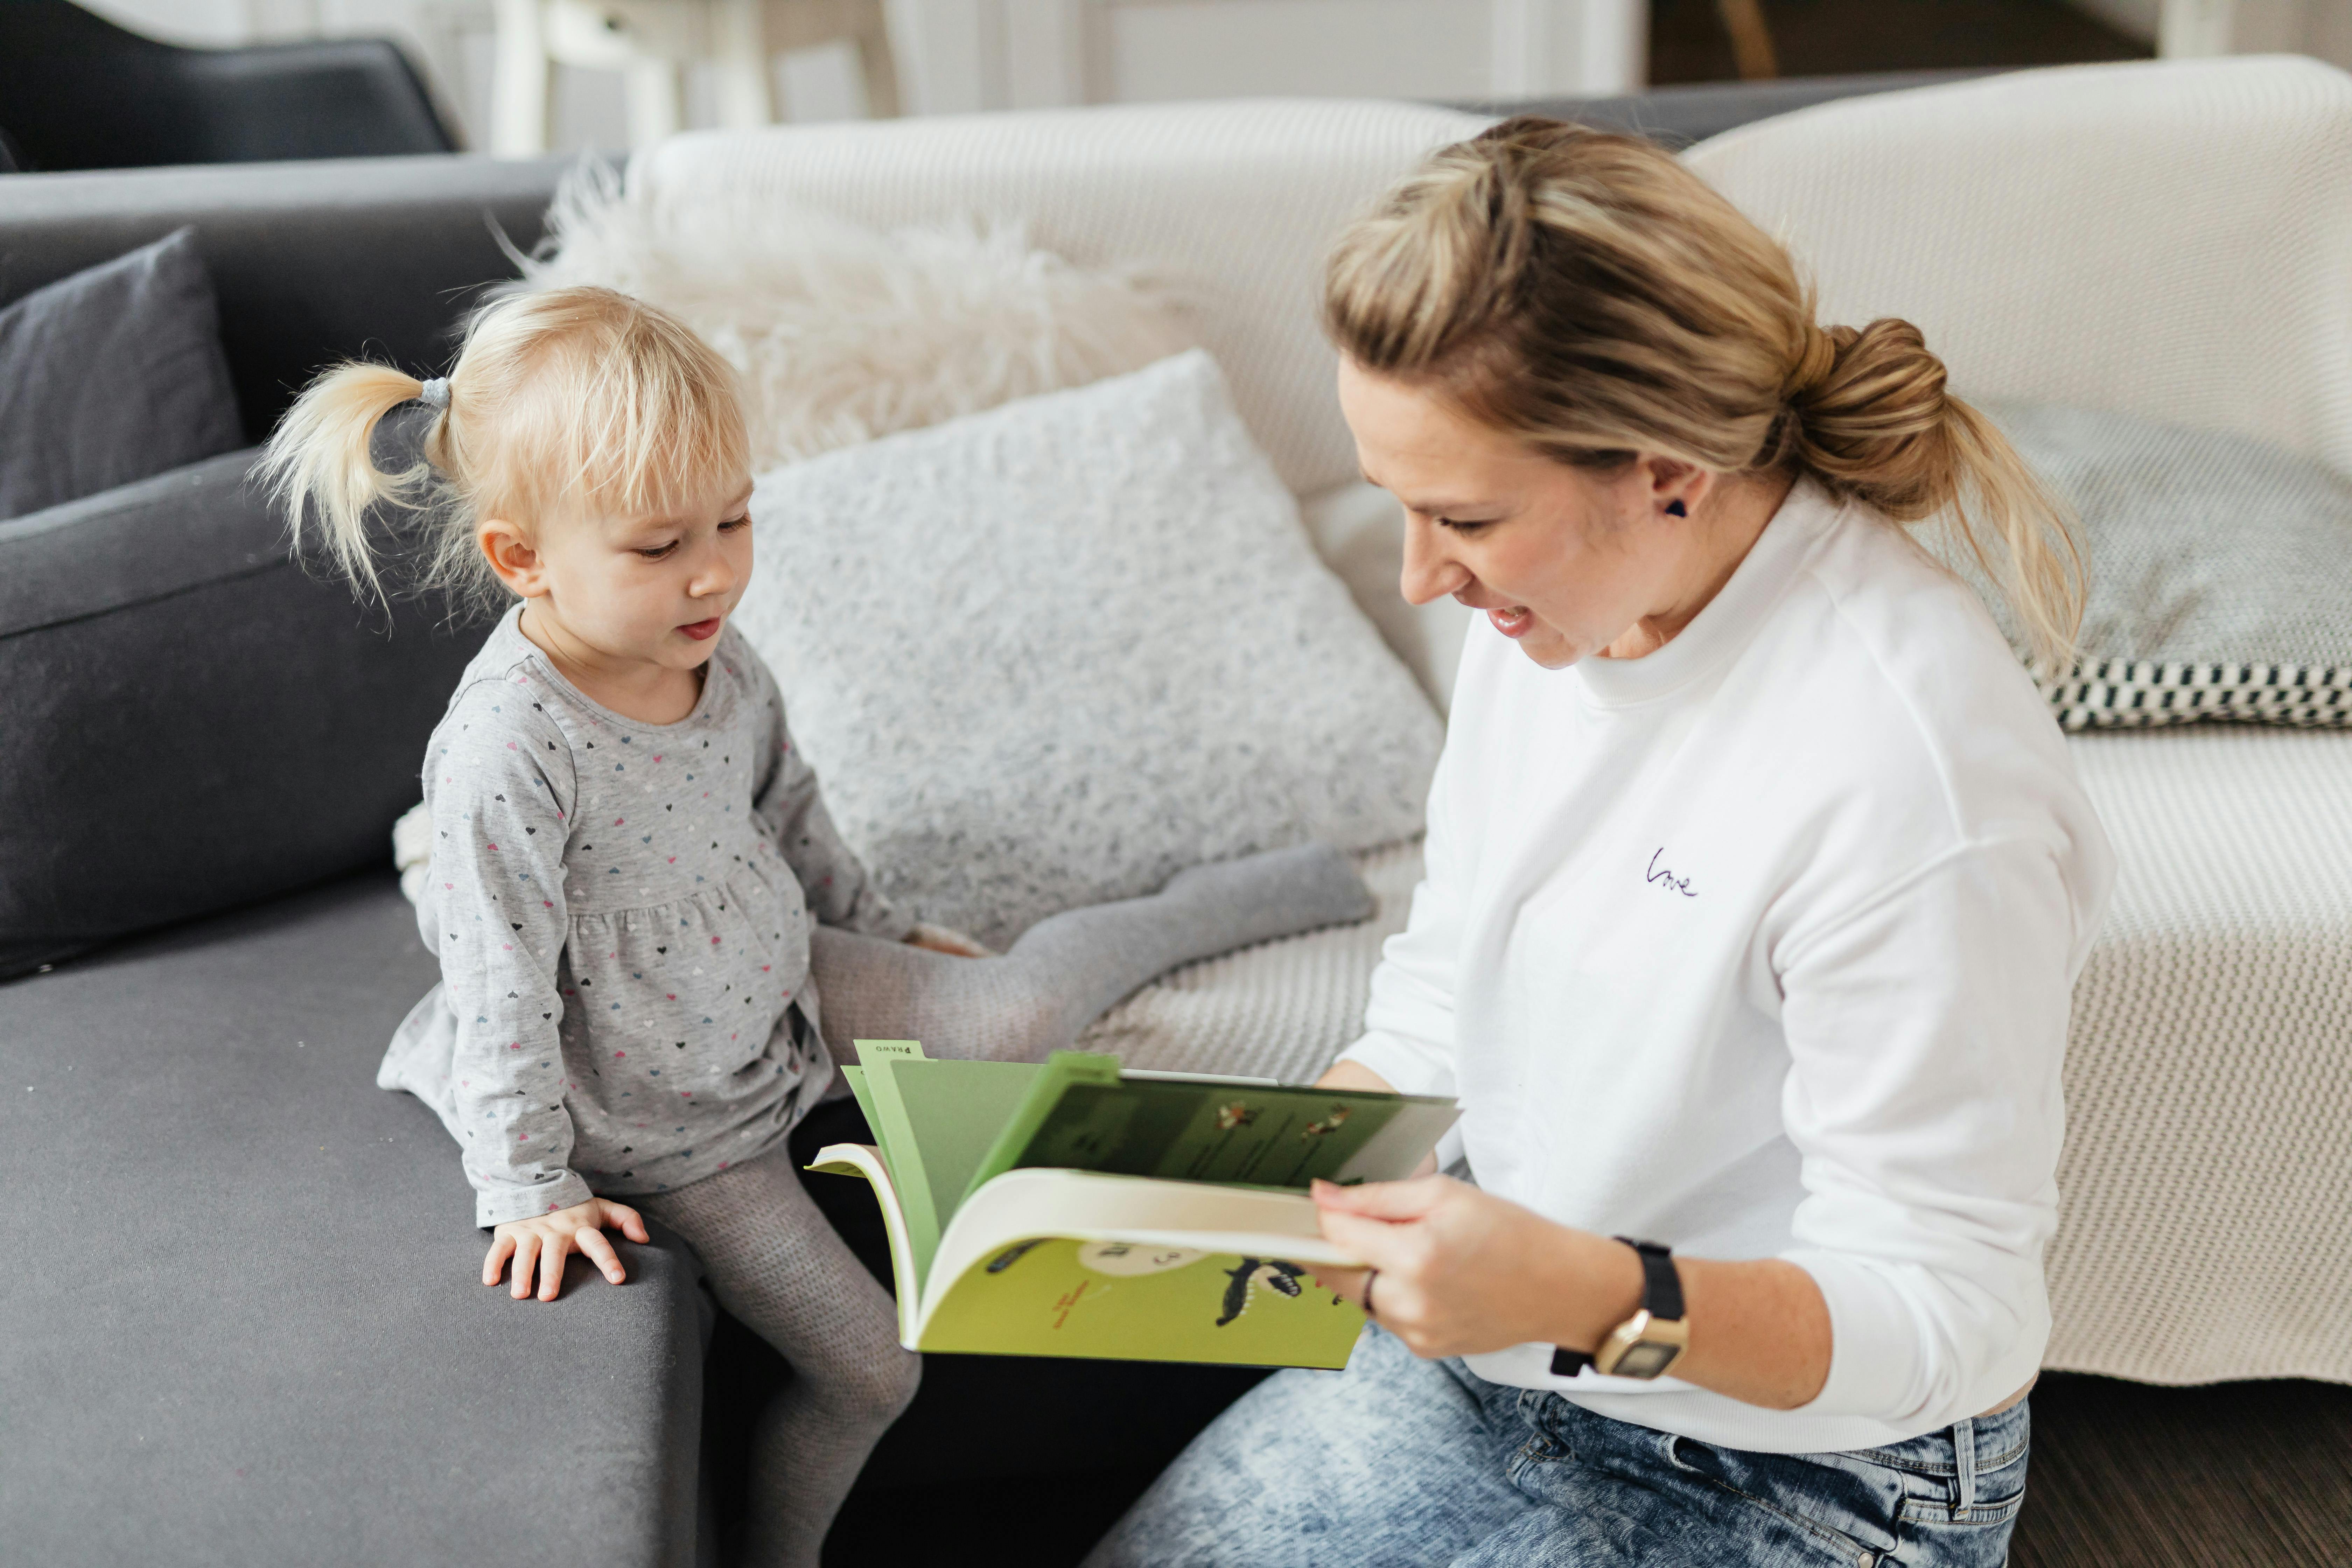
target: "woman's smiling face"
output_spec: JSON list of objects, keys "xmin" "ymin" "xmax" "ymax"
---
[{"xmin": 1337, "ymin": 356, "xmax": 1714, "ymax": 670}]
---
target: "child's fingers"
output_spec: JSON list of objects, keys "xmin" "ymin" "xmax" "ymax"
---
[
  {"xmin": 610, "ymin": 1204, "xmax": 651, "ymax": 1244},
  {"xmin": 483, "ymin": 1233, "xmax": 515, "ymax": 1286},
  {"xmin": 509, "ymin": 1232, "xmax": 540, "ymax": 1299},
  {"xmin": 538, "ymin": 1235, "xmax": 567, "ymax": 1301},
  {"xmin": 575, "ymin": 1226, "xmax": 627, "ymax": 1285}
]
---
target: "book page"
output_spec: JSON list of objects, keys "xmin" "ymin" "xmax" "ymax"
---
[
  {"xmin": 994, "ymin": 1076, "xmax": 1460, "ymax": 1192},
  {"xmin": 879, "ymin": 1058, "xmax": 1045, "ymax": 1230},
  {"xmin": 804, "ymin": 1143, "xmax": 920, "ymax": 1344},
  {"xmin": 914, "ymin": 1168, "xmax": 1368, "ymax": 1366}
]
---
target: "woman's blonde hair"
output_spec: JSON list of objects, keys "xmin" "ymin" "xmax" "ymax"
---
[
  {"xmin": 261, "ymin": 284, "xmax": 750, "ymax": 611},
  {"xmin": 1324, "ymin": 117, "xmax": 2083, "ymax": 667}
]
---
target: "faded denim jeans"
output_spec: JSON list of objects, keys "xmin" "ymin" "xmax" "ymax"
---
[{"xmin": 1086, "ymin": 1324, "xmax": 2028, "ymax": 1567}]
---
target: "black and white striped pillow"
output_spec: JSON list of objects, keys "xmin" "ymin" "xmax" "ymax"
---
[
  {"xmin": 1961, "ymin": 406, "xmax": 2352, "ymax": 732},
  {"xmin": 2039, "ymin": 660, "xmax": 2352, "ymax": 731}
]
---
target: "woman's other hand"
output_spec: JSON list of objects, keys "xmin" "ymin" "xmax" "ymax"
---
[
  {"xmin": 905, "ymin": 922, "xmax": 993, "ymax": 957},
  {"xmin": 483, "ymin": 1198, "xmax": 653, "ymax": 1302},
  {"xmin": 1308, "ymin": 1176, "xmax": 1641, "ymax": 1362}
]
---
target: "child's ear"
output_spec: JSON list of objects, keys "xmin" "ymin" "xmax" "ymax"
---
[{"xmin": 479, "ymin": 519, "xmax": 548, "ymax": 597}]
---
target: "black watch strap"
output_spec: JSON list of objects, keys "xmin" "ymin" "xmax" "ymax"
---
[
  {"xmin": 1550, "ymin": 1237, "xmax": 1679, "ymax": 1378},
  {"xmin": 1624, "ymin": 1237, "xmax": 1684, "ymax": 1320}
]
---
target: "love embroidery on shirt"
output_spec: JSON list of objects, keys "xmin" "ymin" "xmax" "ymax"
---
[{"xmin": 1646, "ymin": 847, "xmax": 1697, "ymax": 898}]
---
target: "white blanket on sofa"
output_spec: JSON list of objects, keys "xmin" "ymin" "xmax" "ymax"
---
[{"xmin": 1084, "ymin": 730, "xmax": 2352, "ymax": 1388}]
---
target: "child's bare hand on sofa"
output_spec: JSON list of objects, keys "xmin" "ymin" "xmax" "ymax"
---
[{"xmin": 484, "ymin": 1199, "xmax": 651, "ymax": 1302}]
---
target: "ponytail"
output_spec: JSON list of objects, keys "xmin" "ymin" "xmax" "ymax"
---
[
  {"xmin": 259, "ymin": 362, "xmax": 443, "ymax": 607},
  {"xmin": 259, "ymin": 284, "xmax": 751, "ymax": 617},
  {"xmin": 1324, "ymin": 116, "xmax": 2086, "ymax": 669}
]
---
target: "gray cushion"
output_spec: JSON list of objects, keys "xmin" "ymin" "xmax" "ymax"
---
[
  {"xmin": 0, "ymin": 409, "xmax": 496, "ymax": 979},
  {"xmin": 733, "ymin": 350, "xmax": 1443, "ymax": 949},
  {"xmin": 0, "ymin": 872, "xmax": 703, "ymax": 1568},
  {"xmin": 0, "ymin": 227, "xmax": 241, "ymax": 519},
  {"xmin": 1962, "ymin": 405, "xmax": 2352, "ymax": 729}
]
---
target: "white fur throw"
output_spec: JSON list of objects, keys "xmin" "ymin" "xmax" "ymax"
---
[{"xmin": 515, "ymin": 162, "xmax": 1192, "ymax": 471}]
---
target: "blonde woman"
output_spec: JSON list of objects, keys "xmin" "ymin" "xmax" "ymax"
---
[
  {"xmin": 1090, "ymin": 119, "xmax": 2111, "ymax": 1568},
  {"xmin": 263, "ymin": 286, "xmax": 1371, "ymax": 1568}
]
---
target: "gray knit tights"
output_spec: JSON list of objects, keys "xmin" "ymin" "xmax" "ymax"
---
[
  {"xmin": 807, "ymin": 841, "xmax": 1376, "ymax": 1062},
  {"xmin": 638, "ymin": 842, "xmax": 1373, "ymax": 1568},
  {"xmin": 635, "ymin": 1149, "xmax": 914, "ymax": 1568}
]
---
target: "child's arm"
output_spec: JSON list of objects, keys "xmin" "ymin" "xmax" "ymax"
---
[
  {"xmin": 427, "ymin": 685, "xmax": 598, "ymax": 1230},
  {"xmin": 743, "ymin": 663, "xmax": 917, "ymax": 941}
]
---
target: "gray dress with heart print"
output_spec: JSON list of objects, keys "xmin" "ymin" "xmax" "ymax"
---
[{"xmin": 379, "ymin": 605, "xmax": 913, "ymax": 1227}]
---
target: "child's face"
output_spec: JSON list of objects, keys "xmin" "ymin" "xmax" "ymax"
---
[{"xmin": 487, "ymin": 472, "xmax": 756, "ymax": 674}]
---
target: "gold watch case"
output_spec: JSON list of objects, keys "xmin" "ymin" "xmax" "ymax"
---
[{"xmin": 1590, "ymin": 1307, "xmax": 1689, "ymax": 1380}]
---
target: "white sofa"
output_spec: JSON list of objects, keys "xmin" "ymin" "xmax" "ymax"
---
[{"xmin": 634, "ymin": 57, "xmax": 2352, "ymax": 1388}]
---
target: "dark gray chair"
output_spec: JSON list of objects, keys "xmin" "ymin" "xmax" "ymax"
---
[{"xmin": 0, "ymin": 0, "xmax": 455, "ymax": 173}]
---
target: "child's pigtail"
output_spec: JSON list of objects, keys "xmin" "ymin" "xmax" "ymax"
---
[{"xmin": 260, "ymin": 362, "xmax": 441, "ymax": 606}]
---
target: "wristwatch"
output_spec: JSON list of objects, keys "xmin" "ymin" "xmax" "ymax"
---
[{"xmin": 1549, "ymin": 1237, "xmax": 1688, "ymax": 1381}]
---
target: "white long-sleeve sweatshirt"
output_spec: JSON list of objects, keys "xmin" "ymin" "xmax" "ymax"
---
[{"xmin": 1340, "ymin": 478, "xmax": 2113, "ymax": 1454}]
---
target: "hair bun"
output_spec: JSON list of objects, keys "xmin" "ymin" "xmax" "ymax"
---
[{"xmin": 1782, "ymin": 318, "xmax": 1950, "ymax": 521}]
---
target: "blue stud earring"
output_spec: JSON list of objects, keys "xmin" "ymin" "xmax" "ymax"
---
[{"xmin": 1665, "ymin": 499, "xmax": 1688, "ymax": 517}]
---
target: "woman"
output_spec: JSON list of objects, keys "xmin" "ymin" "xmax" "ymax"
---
[{"xmin": 1088, "ymin": 119, "xmax": 2112, "ymax": 1567}]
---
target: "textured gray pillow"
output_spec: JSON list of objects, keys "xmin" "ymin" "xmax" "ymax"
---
[
  {"xmin": 0, "ymin": 227, "xmax": 244, "ymax": 520},
  {"xmin": 1954, "ymin": 405, "xmax": 2352, "ymax": 729},
  {"xmin": 733, "ymin": 350, "xmax": 1443, "ymax": 947}
]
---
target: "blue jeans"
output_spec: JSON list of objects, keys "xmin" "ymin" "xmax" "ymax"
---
[{"xmin": 1086, "ymin": 1325, "xmax": 2028, "ymax": 1567}]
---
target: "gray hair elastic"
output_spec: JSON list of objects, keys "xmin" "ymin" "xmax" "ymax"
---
[{"xmin": 419, "ymin": 377, "xmax": 450, "ymax": 408}]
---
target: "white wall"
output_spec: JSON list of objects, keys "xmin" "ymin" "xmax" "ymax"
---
[
  {"xmin": 82, "ymin": 0, "xmax": 1640, "ymax": 152},
  {"xmin": 79, "ymin": 0, "xmax": 874, "ymax": 149},
  {"xmin": 888, "ymin": 0, "xmax": 1641, "ymax": 116},
  {"xmin": 2043, "ymin": 0, "xmax": 2352, "ymax": 66}
]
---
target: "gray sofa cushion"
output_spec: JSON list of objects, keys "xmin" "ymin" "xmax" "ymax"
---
[
  {"xmin": 0, "ymin": 408, "xmax": 496, "ymax": 979},
  {"xmin": 0, "ymin": 871, "xmax": 704, "ymax": 1567},
  {"xmin": 0, "ymin": 226, "xmax": 241, "ymax": 519}
]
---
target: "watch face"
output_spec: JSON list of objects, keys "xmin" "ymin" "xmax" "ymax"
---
[{"xmin": 1616, "ymin": 1342, "xmax": 1680, "ymax": 1379}]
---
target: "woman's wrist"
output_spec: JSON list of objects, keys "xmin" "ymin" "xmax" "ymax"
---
[{"xmin": 1522, "ymin": 1222, "xmax": 1647, "ymax": 1354}]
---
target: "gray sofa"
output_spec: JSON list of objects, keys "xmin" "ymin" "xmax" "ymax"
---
[{"xmin": 0, "ymin": 76, "xmax": 1963, "ymax": 1567}]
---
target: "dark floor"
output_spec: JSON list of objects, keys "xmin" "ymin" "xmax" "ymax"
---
[
  {"xmin": 1649, "ymin": 0, "xmax": 2150, "ymax": 85},
  {"xmin": 822, "ymin": 1369, "xmax": 2352, "ymax": 1567},
  {"xmin": 2011, "ymin": 1373, "xmax": 2352, "ymax": 1568}
]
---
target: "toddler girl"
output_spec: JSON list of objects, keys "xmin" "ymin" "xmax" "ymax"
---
[{"xmin": 262, "ymin": 285, "xmax": 1372, "ymax": 1568}]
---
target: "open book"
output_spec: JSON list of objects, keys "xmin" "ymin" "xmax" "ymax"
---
[{"xmin": 809, "ymin": 1042, "xmax": 1460, "ymax": 1369}]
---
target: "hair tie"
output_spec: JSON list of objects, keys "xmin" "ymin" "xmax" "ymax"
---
[
  {"xmin": 419, "ymin": 377, "xmax": 451, "ymax": 408},
  {"xmin": 1783, "ymin": 325, "xmax": 1839, "ymax": 402}
]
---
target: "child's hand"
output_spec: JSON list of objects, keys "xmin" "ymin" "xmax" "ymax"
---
[
  {"xmin": 484, "ymin": 1198, "xmax": 652, "ymax": 1302},
  {"xmin": 905, "ymin": 922, "xmax": 993, "ymax": 958}
]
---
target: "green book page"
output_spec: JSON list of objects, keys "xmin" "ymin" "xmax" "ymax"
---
[
  {"xmin": 990, "ymin": 1079, "xmax": 1458, "ymax": 1191},
  {"xmin": 877, "ymin": 1058, "xmax": 1046, "ymax": 1232},
  {"xmin": 854, "ymin": 1044, "xmax": 944, "ymax": 1289},
  {"xmin": 958, "ymin": 1052, "xmax": 1125, "ymax": 1209},
  {"xmin": 838, "ymin": 1066, "xmax": 882, "ymax": 1152},
  {"xmin": 917, "ymin": 1236, "xmax": 1364, "ymax": 1368}
]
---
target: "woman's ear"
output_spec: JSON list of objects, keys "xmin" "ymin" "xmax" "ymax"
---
[
  {"xmin": 1639, "ymin": 456, "xmax": 1711, "ymax": 520},
  {"xmin": 478, "ymin": 519, "xmax": 547, "ymax": 597}
]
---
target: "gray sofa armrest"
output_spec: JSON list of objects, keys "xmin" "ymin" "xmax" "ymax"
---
[{"xmin": 0, "ymin": 153, "xmax": 571, "ymax": 443}]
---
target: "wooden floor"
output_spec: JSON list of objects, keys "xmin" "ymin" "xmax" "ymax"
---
[
  {"xmin": 2012, "ymin": 1373, "xmax": 2352, "ymax": 1568},
  {"xmin": 1648, "ymin": 0, "xmax": 2148, "ymax": 85}
]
